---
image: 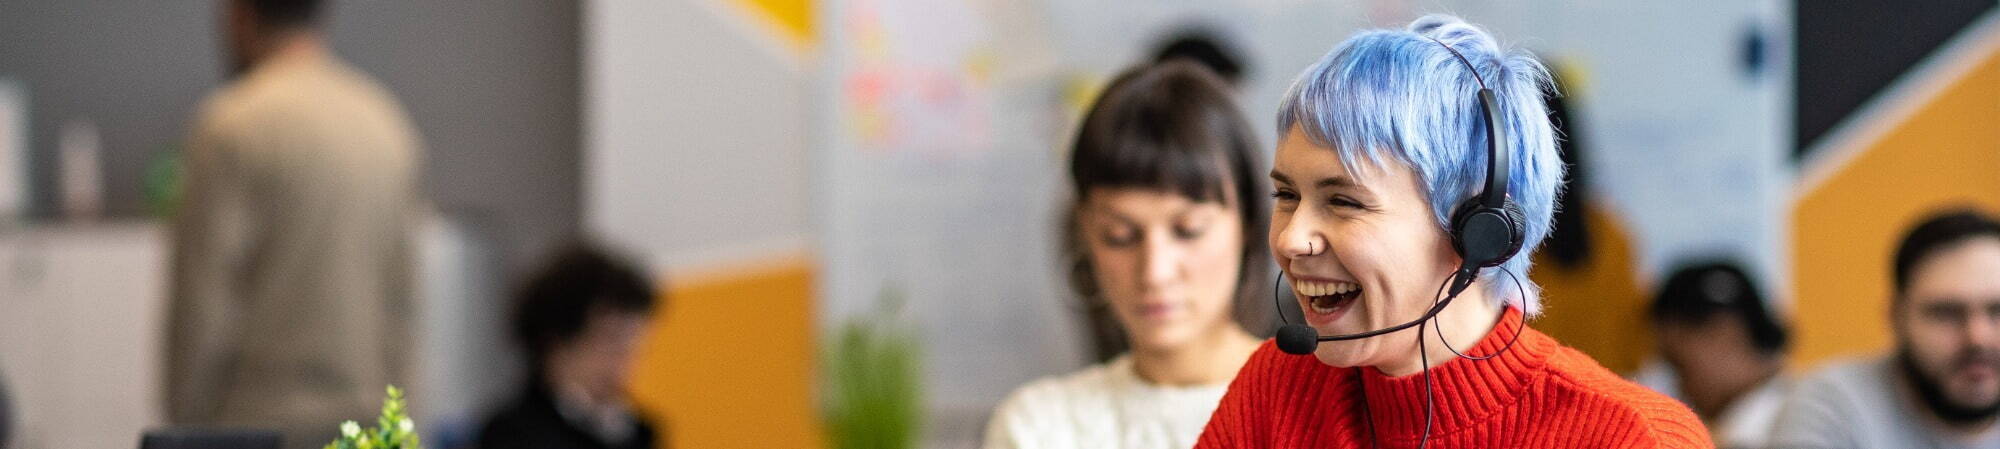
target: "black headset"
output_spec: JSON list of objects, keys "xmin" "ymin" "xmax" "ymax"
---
[{"xmin": 1442, "ymin": 39, "xmax": 1527, "ymax": 292}]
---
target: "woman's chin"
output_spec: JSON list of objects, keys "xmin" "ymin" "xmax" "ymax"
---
[
  {"xmin": 1127, "ymin": 327, "xmax": 1197, "ymax": 353},
  {"xmin": 1310, "ymin": 340, "xmax": 1373, "ymax": 368}
]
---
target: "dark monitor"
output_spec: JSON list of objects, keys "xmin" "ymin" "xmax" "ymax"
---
[{"xmin": 139, "ymin": 428, "xmax": 281, "ymax": 449}]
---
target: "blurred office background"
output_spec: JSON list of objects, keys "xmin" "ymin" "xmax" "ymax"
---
[{"xmin": 1, "ymin": 0, "xmax": 1996, "ymax": 448}]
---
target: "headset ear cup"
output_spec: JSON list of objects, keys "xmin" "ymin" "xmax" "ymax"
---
[
  {"xmin": 1450, "ymin": 198, "xmax": 1527, "ymax": 269},
  {"xmin": 1496, "ymin": 199, "xmax": 1527, "ymax": 264},
  {"xmin": 1449, "ymin": 198, "xmax": 1481, "ymax": 259}
]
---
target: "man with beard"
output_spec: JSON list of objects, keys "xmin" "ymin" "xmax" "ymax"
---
[{"xmin": 1773, "ymin": 209, "xmax": 2000, "ymax": 448}]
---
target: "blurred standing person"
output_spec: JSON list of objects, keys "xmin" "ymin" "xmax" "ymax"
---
[
  {"xmin": 983, "ymin": 61, "xmax": 1271, "ymax": 449},
  {"xmin": 164, "ymin": 0, "xmax": 423, "ymax": 447},
  {"xmin": 1773, "ymin": 209, "xmax": 2000, "ymax": 448},
  {"xmin": 1649, "ymin": 262, "xmax": 1790, "ymax": 448},
  {"xmin": 480, "ymin": 243, "xmax": 661, "ymax": 449}
]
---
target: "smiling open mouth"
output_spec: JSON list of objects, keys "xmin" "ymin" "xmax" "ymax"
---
[{"xmin": 1292, "ymin": 279, "xmax": 1361, "ymax": 315}]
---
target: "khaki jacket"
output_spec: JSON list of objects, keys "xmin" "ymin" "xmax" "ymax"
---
[{"xmin": 166, "ymin": 48, "xmax": 422, "ymax": 449}]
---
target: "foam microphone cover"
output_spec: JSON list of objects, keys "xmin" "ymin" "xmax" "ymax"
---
[{"xmin": 1276, "ymin": 324, "xmax": 1319, "ymax": 355}]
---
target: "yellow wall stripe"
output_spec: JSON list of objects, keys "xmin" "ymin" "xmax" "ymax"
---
[{"xmin": 726, "ymin": 0, "xmax": 817, "ymax": 49}]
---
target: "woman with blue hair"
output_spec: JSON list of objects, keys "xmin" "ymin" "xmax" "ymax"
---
[{"xmin": 1194, "ymin": 16, "xmax": 1709, "ymax": 448}]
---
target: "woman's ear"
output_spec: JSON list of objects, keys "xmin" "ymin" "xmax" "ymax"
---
[{"xmin": 1437, "ymin": 227, "xmax": 1468, "ymax": 270}]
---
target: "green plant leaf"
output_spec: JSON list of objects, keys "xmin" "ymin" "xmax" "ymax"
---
[
  {"xmin": 821, "ymin": 286, "xmax": 925, "ymax": 449},
  {"xmin": 326, "ymin": 386, "xmax": 424, "ymax": 449}
]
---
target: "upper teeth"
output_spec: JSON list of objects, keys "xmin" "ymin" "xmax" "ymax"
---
[{"xmin": 1292, "ymin": 279, "xmax": 1358, "ymax": 297}]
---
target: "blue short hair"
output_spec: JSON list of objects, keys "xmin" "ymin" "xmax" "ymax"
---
[{"xmin": 1277, "ymin": 15, "xmax": 1562, "ymax": 315}]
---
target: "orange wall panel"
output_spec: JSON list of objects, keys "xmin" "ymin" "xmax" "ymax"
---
[{"xmin": 628, "ymin": 258, "xmax": 825, "ymax": 449}]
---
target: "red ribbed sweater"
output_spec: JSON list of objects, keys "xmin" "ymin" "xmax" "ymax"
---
[{"xmin": 1196, "ymin": 308, "xmax": 1712, "ymax": 448}]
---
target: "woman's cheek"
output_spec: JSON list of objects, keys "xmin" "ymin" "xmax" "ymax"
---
[
  {"xmin": 1090, "ymin": 246, "xmax": 1139, "ymax": 305},
  {"xmin": 1194, "ymin": 241, "xmax": 1238, "ymax": 308}
]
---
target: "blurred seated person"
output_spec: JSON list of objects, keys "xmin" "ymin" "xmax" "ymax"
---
[
  {"xmin": 983, "ymin": 60, "xmax": 1272, "ymax": 448},
  {"xmin": 1649, "ymin": 262, "xmax": 1789, "ymax": 448},
  {"xmin": 480, "ymin": 243, "xmax": 662, "ymax": 449},
  {"xmin": 1772, "ymin": 209, "xmax": 2000, "ymax": 447}
]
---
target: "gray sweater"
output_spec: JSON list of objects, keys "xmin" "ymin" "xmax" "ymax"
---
[{"xmin": 1771, "ymin": 355, "xmax": 2000, "ymax": 449}]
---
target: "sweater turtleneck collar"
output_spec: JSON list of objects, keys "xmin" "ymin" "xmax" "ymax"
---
[{"xmin": 1354, "ymin": 307, "xmax": 1553, "ymax": 443}]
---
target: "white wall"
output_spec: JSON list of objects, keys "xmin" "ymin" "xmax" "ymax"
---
[{"xmin": 582, "ymin": 0, "xmax": 815, "ymax": 274}]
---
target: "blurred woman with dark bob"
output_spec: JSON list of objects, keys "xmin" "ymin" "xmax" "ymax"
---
[{"xmin": 984, "ymin": 60, "xmax": 1272, "ymax": 449}]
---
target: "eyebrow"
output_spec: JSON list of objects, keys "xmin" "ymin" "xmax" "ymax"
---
[
  {"xmin": 1270, "ymin": 170, "xmax": 1361, "ymax": 189},
  {"xmin": 1092, "ymin": 206, "xmax": 1137, "ymax": 225},
  {"xmin": 1090, "ymin": 200, "xmax": 1206, "ymax": 225},
  {"xmin": 1917, "ymin": 297, "xmax": 2000, "ymax": 306}
]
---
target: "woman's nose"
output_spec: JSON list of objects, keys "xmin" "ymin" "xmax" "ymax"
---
[
  {"xmin": 1140, "ymin": 236, "xmax": 1180, "ymax": 286},
  {"xmin": 1275, "ymin": 219, "xmax": 1320, "ymax": 259}
]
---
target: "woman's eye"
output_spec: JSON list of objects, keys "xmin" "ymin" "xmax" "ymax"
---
[
  {"xmin": 1173, "ymin": 224, "xmax": 1206, "ymax": 240},
  {"xmin": 1101, "ymin": 228, "xmax": 1139, "ymax": 247},
  {"xmin": 1270, "ymin": 190, "xmax": 1299, "ymax": 202},
  {"xmin": 1329, "ymin": 196, "xmax": 1365, "ymax": 209}
]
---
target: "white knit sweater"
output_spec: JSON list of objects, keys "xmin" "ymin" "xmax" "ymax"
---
[{"xmin": 982, "ymin": 355, "xmax": 1230, "ymax": 449}]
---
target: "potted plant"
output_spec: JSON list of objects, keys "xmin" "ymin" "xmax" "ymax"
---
[
  {"xmin": 324, "ymin": 386, "xmax": 422, "ymax": 449},
  {"xmin": 821, "ymin": 287, "xmax": 925, "ymax": 449}
]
